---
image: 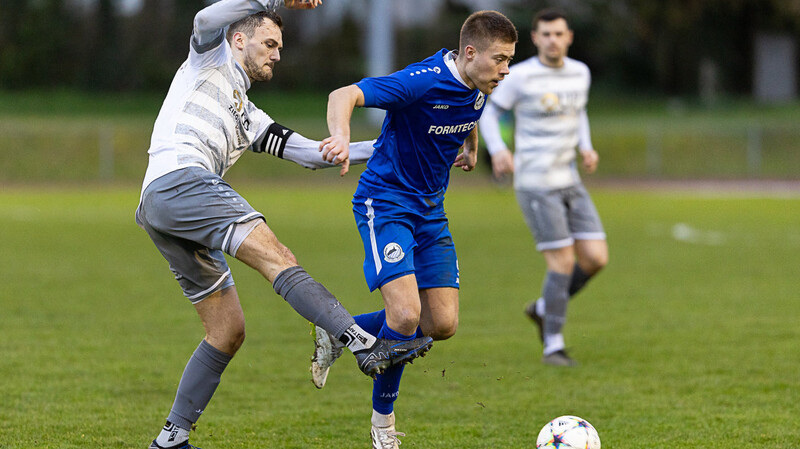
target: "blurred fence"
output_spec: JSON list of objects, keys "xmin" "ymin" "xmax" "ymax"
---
[{"xmin": 1, "ymin": 116, "xmax": 798, "ymax": 184}]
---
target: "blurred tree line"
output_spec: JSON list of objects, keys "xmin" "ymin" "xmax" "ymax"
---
[{"xmin": 1, "ymin": 0, "xmax": 799, "ymax": 97}]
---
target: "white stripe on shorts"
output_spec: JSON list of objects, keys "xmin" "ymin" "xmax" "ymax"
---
[
  {"xmin": 573, "ymin": 231, "xmax": 607, "ymax": 241},
  {"xmin": 222, "ymin": 211, "xmax": 264, "ymax": 253},
  {"xmin": 188, "ymin": 269, "xmax": 232, "ymax": 303},
  {"xmin": 536, "ymin": 237, "xmax": 574, "ymax": 251},
  {"xmin": 364, "ymin": 198, "xmax": 382, "ymax": 275}
]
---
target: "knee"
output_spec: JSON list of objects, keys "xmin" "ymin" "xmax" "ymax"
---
[
  {"xmin": 583, "ymin": 251, "xmax": 608, "ymax": 274},
  {"xmin": 393, "ymin": 307, "xmax": 422, "ymax": 330},
  {"xmin": 425, "ymin": 317, "xmax": 458, "ymax": 341},
  {"xmin": 208, "ymin": 322, "xmax": 246, "ymax": 355}
]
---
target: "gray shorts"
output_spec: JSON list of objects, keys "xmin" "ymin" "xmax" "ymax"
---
[
  {"xmin": 135, "ymin": 167, "xmax": 264, "ymax": 303},
  {"xmin": 515, "ymin": 184, "xmax": 605, "ymax": 251}
]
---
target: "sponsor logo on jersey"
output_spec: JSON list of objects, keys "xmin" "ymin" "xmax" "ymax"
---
[
  {"xmin": 433, "ymin": 104, "xmax": 449, "ymax": 110},
  {"xmin": 228, "ymin": 88, "xmax": 252, "ymax": 147},
  {"xmin": 233, "ymin": 89, "xmax": 244, "ymax": 112},
  {"xmin": 427, "ymin": 120, "xmax": 478, "ymax": 135},
  {"xmin": 383, "ymin": 242, "xmax": 405, "ymax": 263},
  {"xmin": 474, "ymin": 92, "xmax": 485, "ymax": 110}
]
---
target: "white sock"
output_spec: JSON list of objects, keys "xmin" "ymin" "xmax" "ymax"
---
[
  {"xmin": 371, "ymin": 410, "xmax": 395, "ymax": 428},
  {"xmin": 535, "ymin": 297, "xmax": 545, "ymax": 317},
  {"xmin": 543, "ymin": 333, "xmax": 565, "ymax": 356},
  {"xmin": 155, "ymin": 421, "xmax": 190, "ymax": 448},
  {"xmin": 342, "ymin": 324, "xmax": 377, "ymax": 353}
]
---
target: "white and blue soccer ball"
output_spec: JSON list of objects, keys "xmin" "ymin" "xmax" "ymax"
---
[{"xmin": 536, "ymin": 415, "xmax": 601, "ymax": 449}]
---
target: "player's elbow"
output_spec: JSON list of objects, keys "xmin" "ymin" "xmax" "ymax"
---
[
  {"xmin": 329, "ymin": 85, "xmax": 364, "ymax": 108},
  {"xmin": 193, "ymin": 11, "xmax": 212, "ymax": 33}
]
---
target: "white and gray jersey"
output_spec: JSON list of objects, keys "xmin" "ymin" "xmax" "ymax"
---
[
  {"xmin": 141, "ymin": 0, "xmax": 283, "ymax": 192},
  {"xmin": 480, "ymin": 56, "xmax": 593, "ymax": 190},
  {"xmin": 140, "ymin": 0, "xmax": 374, "ymax": 195}
]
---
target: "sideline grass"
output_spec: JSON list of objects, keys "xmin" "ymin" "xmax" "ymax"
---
[
  {"xmin": 2, "ymin": 89, "xmax": 800, "ymax": 183},
  {"xmin": 1, "ymin": 184, "xmax": 798, "ymax": 448}
]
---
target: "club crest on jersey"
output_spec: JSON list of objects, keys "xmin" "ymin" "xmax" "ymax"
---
[
  {"xmin": 383, "ymin": 242, "xmax": 405, "ymax": 263},
  {"xmin": 474, "ymin": 92, "xmax": 485, "ymax": 110}
]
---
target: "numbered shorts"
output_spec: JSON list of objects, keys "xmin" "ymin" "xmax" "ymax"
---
[
  {"xmin": 515, "ymin": 184, "xmax": 606, "ymax": 251},
  {"xmin": 353, "ymin": 195, "xmax": 459, "ymax": 292},
  {"xmin": 135, "ymin": 167, "xmax": 264, "ymax": 303}
]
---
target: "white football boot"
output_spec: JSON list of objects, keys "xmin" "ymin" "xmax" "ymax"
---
[
  {"xmin": 370, "ymin": 412, "xmax": 405, "ymax": 449},
  {"xmin": 310, "ymin": 324, "xmax": 344, "ymax": 389}
]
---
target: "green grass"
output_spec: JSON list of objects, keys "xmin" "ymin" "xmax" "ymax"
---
[
  {"xmin": 1, "ymin": 89, "xmax": 800, "ymax": 183},
  {"xmin": 1, "ymin": 182, "xmax": 798, "ymax": 448}
]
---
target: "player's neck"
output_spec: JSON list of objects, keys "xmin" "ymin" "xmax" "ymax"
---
[
  {"xmin": 454, "ymin": 55, "xmax": 477, "ymax": 90},
  {"xmin": 538, "ymin": 54, "xmax": 565, "ymax": 68}
]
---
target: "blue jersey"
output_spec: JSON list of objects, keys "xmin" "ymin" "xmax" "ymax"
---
[{"xmin": 356, "ymin": 49, "xmax": 486, "ymax": 209}]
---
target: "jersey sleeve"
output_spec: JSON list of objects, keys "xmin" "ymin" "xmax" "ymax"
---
[
  {"xmin": 253, "ymin": 122, "xmax": 376, "ymax": 169},
  {"xmin": 189, "ymin": 0, "xmax": 282, "ymax": 68},
  {"xmin": 577, "ymin": 64, "xmax": 593, "ymax": 151},
  {"xmin": 479, "ymin": 102, "xmax": 509, "ymax": 156},
  {"xmin": 356, "ymin": 67, "xmax": 437, "ymax": 111}
]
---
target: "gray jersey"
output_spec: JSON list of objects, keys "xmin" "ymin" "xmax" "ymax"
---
[
  {"xmin": 141, "ymin": 0, "xmax": 284, "ymax": 193},
  {"xmin": 481, "ymin": 56, "xmax": 594, "ymax": 190}
]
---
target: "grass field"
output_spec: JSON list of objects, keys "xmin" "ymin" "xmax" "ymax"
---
[
  {"xmin": 1, "ymin": 181, "xmax": 798, "ymax": 448},
  {"xmin": 2, "ymin": 89, "xmax": 800, "ymax": 183}
]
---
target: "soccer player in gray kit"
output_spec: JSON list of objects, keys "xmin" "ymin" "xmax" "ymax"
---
[{"xmin": 135, "ymin": 1, "xmax": 432, "ymax": 447}]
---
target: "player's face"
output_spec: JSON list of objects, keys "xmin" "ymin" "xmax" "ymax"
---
[
  {"xmin": 532, "ymin": 18, "xmax": 573, "ymax": 67},
  {"xmin": 466, "ymin": 40, "xmax": 515, "ymax": 95},
  {"xmin": 242, "ymin": 19, "xmax": 283, "ymax": 82}
]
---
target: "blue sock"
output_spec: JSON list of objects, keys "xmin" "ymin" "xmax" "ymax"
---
[
  {"xmin": 355, "ymin": 309, "xmax": 426, "ymax": 339},
  {"xmin": 354, "ymin": 309, "xmax": 386, "ymax": 335},
  {"xmin": 372, "ymin": 323, "xmax": 414, "ymax": 415}
]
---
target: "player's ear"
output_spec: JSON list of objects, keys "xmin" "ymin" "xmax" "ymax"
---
[
  {"xmin": 464, "ymin": 44, "xmax": 477, "ymax": 60},
  {"xmin": 231, "ymin": 31, "xmax": 246, "ymax": 50}
]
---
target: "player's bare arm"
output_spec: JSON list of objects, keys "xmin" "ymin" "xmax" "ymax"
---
[
  {"xmin": 321, "ymin": 85, "xmax": 365, "ymax": 176},
  {"xmin": 453, "ymin": 126, "xmax": 479, "ymax": 172},
  {"xmin": 491, "ymin": 149, "xmax": 515, "ymax": 177},
  {"xmin": 580, "ymin": 148, "xmax": 599, "ymax": 174},
  {"xmin": 283, "ymin": 0, "xmax": 322, "ymax": 9}
]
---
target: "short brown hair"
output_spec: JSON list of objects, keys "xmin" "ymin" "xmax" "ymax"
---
[
  {"xmin": 459, "ymin": 10, "xmax": 518, "ymax": 53},
  {"xmin": 226, "ymin": 11, "xmax": 283, "ymax": 43},
  {"xmin": 532, "ymin": 8, "xmax": 569, "ymax": 31}
]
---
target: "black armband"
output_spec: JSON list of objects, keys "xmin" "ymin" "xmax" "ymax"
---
[{"xmin": 254, "ymin": 122, "xmax": 295, "ymax": 158}]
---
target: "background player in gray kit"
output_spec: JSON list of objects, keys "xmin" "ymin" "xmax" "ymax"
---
[
  {"xmin": 135, "ymin": 1, "xmax": 432, "ymax": 447},
  {"xmin": 479, "ymin": 8, "xmax": 608, "ymax": 367}
]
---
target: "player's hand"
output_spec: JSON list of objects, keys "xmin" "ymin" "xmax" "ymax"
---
[
  {"xmin": 320, "ymin": 135, "xmax": 351, "ymax": 176},
  {"xmin": 580, "ymin": 148, "xmax": 599, "ymax": 174},
  {"xmin": 491, "ymin": 149, "xmax": 514, "ymax": 178},
  {"xmin": 453, "ymin": 147, "xmax": 477, "ymax": 172},
  {"xmin": 283, "ymin": 0, "xmax": 322, "ymax": 9}
]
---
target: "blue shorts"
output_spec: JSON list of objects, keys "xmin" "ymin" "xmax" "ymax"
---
[{"xmin": 353, "ymin": 195, "xmax": 459, "ymax": 291}]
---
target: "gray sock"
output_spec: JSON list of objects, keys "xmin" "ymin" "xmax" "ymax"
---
[
  {"xmin": 167, "ymin": 339, "xmax": 232, "ymax": 430},
  {"xmin": 542, "ymin": 271, "xmax": 571, "ymax": 336},
  {"xmin": 568, "ymin": 264, "xmax": 593, "ymax": 297},
  {"xmin": 273, "ymin": 266, "xmax": 355, "ymax": 340}
]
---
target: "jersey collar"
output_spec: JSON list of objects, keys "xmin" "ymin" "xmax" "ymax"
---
[
  {"xmin": 233, "ymin": 59, "xmax": 252, "ymax": 91},
  {"xmin": 444, "ymin": 50, "xmax": 471, "ymax": 89}
]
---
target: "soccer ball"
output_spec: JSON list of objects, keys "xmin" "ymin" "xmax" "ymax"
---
[{"xmin": 536, "ymin": 415, "xmax": 601, "ymax": 449}]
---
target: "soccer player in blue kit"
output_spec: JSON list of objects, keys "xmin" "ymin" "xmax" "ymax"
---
[{"xmin": 312, "ymin": 10, "xmax": 517, "ymax": 448}]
